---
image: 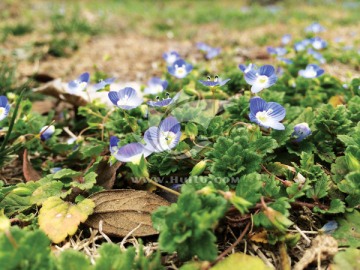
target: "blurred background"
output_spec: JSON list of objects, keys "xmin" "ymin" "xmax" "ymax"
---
[{"xmin": 0, "ymin": 0, "xmax": 359, "ymax": 87}]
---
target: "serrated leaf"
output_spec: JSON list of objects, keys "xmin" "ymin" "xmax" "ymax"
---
[
  {"xmin": 58, "ymin": 249, "xmax": 92, "ymax": 270},
  {"xmin": 39, "ymin": 197, "xmax": 95, "ymax": 243},
  {"xmin": 314, "ymin": 199, "xmax": 346, "ymax": 214},
  {"xmin": 333, "ymin": 211, "xmax": 360, "ymax": 247},
  {"xmin": 235, "ymin": 173, "xmax": 263, "ymax": 204},
  {"xmin": 70, "ymin": 172, "xmax": 97, "ymax": 190},
  {"xmin": 53, "ymin": 168, "xmax": 81, "ymax": 179},
  {"xmin": 30, "ymin": 181, "xmax": 64, "ymax": 205},
  {"xmin": 211, "ymin": 253, "xmax": 271, "ymax": 270}
]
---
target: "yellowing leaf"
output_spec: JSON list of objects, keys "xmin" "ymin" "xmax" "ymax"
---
[
  {"xmin": 329, "ymin": 95, "xmax": 345, "ymax": 107},
  {"xmin": 211, "ymin": 253, "xmax": 271, "ymax": 270},
  {"xmin": 39, "ymin": 197, "xmax": 95, "ymax": 243},
  {"xmin": 249, "ymin": 230, "xmax": 268, "ymax": 243}
]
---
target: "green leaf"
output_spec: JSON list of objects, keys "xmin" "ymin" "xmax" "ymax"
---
[
  {"xmin": 58, "ymin": 249, "xmax": 92, "ymax": 270},
  {"xmin": 306, "ymin": 174, "xmax": 329, "ymax": 200},
  {"xmin": 235, "ymin": 173, "xmax": 263, "ymax": 204},
  {"xmin": 30, "ymin": 181, "xmax": 64, "ymax": 205},
  {"xmin": 331, "ymin": 248, "xmax": 360, "ymax": 270},
  {"xmin": 333, "ymin": 210, "xmax": 360, "ymax": 247},
  {"xmin": 70, "ymin": 172, "xmax": 97, "ymax": 190},
  {"xmin": 39, "ymin": 197, "xmax": 95, "ymax": 243},
  {"xmin": 212, "ymin": 253, "xmax": 271, "ymax": 270},
  {"xmin": 338, "ymin": 172, "xmax": 360, "ymax": 208},
  {"xmin": 0, "ymin": 227, "xmax": 54, "ymax": 270},
  {"xmin": 314, "ymin": 199, "xmax": 346, "ymax": 214},
  {"xmin": 53, "ymin": 168, "xmax": 81, "ymax": 179}
]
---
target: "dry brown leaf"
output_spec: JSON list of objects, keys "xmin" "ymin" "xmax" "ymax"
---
[
  {"xmin": 22, "ymin": 149, "xmax": 41, "ymax": 182},
  {"xmin": 95, "ymin": 157, "xmax": 122, "ymax": 189},
  {"xmin": 33, "ymin": 79, "xmax": 87, "ymax": 107},
  {"xmin": 294, "ymin": 235, "xmax": 338, "ymax": 270},
  {"xmin": 85, "ymin": 189, "xmax": 170, "ymax": 237}
]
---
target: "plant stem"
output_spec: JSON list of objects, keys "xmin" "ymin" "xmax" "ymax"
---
[{"xmin": 146, "ymin": 177, "xmax": 180, "ymax": 196}]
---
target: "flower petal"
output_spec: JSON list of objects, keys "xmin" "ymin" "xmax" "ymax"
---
[
  {"xmin": 265, "ymin": 102, "xmax": 286, "ymax": 121},
  {"xmin": 259, "ymin": 65, "xmax": 275, "ymax": 77},
  {"xmin": 159, "ymin": 116, "xmax": 181, "ymax": 134}
]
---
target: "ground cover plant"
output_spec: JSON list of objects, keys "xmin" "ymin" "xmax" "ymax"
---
[{"xmin": 1, "ymin": 0, "xmax": 360, "ymax": 269}]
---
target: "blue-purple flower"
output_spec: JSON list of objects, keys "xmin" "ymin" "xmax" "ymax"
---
[
  {"xmin": 307, "ymin": 49, "xmax": 326, "ymax": 64},
  {"xmin": 109, "ymin": 136, "xmax": 120, "ymax": 154},
  {"xmin": 147, "ymin": 92, "xmax": 179, "ymax": 107},
  {"xmin": 281, "ymin": 34, "xmax": 292, "ymax": 45},
  {"xmin": 144, "ymin": 116, "xmax": 181, "ymax": 153},
  {"xmin": 249, "ymin": 97, "xmax": 286, "ymax": 130},
  {"xmin": 310, "ymin": 37, "xmax": 327, "ymax": 50},
  {"xmin": 245, "ymin": 65, "xmax": 277, "ymax": 93},
  {"xmin": 299, "ymin": 64, "xmax": 324, "ymax": 79},
  {"xmin": 40, "ymin": 125, "xmax": 55, "ymax": 141},
  {"xmin": 239, "ymin": 63, "xmax": 257, "ymax": 74},
  {"xmin": 0, "ymin": 96, "xmax": 11, "ymax": 121},
  {"xmin": 197, "ymin": 42, "xmax": 221, "ymax": 59},
  {"xmin": 108, "ymin": 87, "xmax": 143, "ymax": 110},
  {"xmin": 305, "ymin": 22, "xmax": 325, "ymax": 33},
  {"xmin": 277, "ymin": 58, "xmax": 293, "ymax": 65},
  {"xmin": 267, "ymin": 47, "xmax": 287, "ymax": 56},
  {"xmin": 292, "ymin": 123, "xmax": 311, "ymax": 142},
  {"xmin": 144, "ymin": 77, "xmax": 168, "ymax": 95},
  {"xmin": 113, "ymin": 142, "xmax": 152, "ymax": 164},
  {"xmin": 198, "ymin": 75, "xmax": 230, "ymax": 87},
  {"xmin": 50, "ymin": 167, "xmax": 62, "ymax": 174},
  {"xmin": 163, "ymin": 51, "xmax": 181, "ymax": 66},
  {"xmin": 168, "ymin": 59, "xmax": 193, "ymax": 79},
  {"xmin": 68, "ymin": 72, "xmax": 90, "ymax": 94},
  {"xmin": 294, "ymin": 39, "xmax": 310, "ymax": 52},
  {"xmin": 93, "ymin": 77, "xmax": 116, "ymax": 91},
  {"xmin": 319, "ymin": 221, "xmax": 338, "ymax": 234}
]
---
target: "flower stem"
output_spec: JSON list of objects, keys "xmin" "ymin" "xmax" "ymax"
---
[{"xmin": 146, "ymin": 177, "xmax": 180, "ymax": 196}]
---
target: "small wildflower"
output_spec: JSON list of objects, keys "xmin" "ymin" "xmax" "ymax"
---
[
  {"xmin": 307, "ymin": 48, "xmax": 326, "ymax": 64},
  {"xmin": 40, "ymin": 125, "xmax": 55, "ymax": 141},
  {"xmin": 292, "ymin": 123, "xmax": 311, "ymax": 142},
  {"xmin": 277, "ymin": 57, "xmax": 293, "ymax": 65},
  {"xmin": 294, "ymin": 39, "xmax": 310, "ymax": 52},
  {"xmin": 109, "ymin": 136, "xmax": 120, "ymax": 155},
  {"xmin": 108, "ymin": 87, "xmax": 143, "ymax": 110},
  {"xmin": 147, "ymin": 92, "xmax": 179, "ymax": 107},
  {"xmin": 144, "ymin": 116, "xmax": 181, "ymax": 153},
  {"xmin": 0, "ymin": 96, "xmax": 11, "ymax": 121},
  {"xmin": 239, "ymin": 63, "xmax": 257, "ymax": 74},
  {"xmin": 168, "ymin": 59, "xmax": 193, "ymax": 79},
  {"xmin": 281, "ymin": 34, "xmax": 292, "ymax": 45},
  {"xmin": 319, "ymin": 221, "xmax": 338, "ymax": 234},
  {"xmin": 267, "ymin": 46, "xmax": 287, "ymax": 56},
  {"xmin": 305, "ymin": 22, "xmax": 325, "ymax": 33},
  {"xmin": 197, "ymin": 42, "xmax": 221, "ymax": 59},
  {"xmin": 67, "ymin": 72, "xmax": 90, "ymax": 94},
  {"xmin": 310, "ymin": 37, "xmax": 327, "ymax": 50},
  {"xmin": 113, "ymin": 142, "xmax": 152, "ymax": 164},
  {"xmin": 163, "ymin": 51, "xmax": 181, "ymax": 66},
  {"xmin": 50, "ymin": 167, "xmax": 62, "ymax": 174},
  {"xmin": 198, "ymin": 75, "xmax": 230, "ymax": 87},
  {"xmin": 93, "ymin": 77, "xmax": 116, "ymax": 91},
  {"xmin": 299, "ymin": 64, "xmax": 324, "ymax": 79},
  {"xmin": 249, "ymin": 97, "xmax": 286, "ymax": 130},
  {"xmin": 245, "ymin": 65, "xmax": 278, "ymax": 93},
  {"xmin": 144, "ymin": 77, "xmax": 168, "ymax": 95}
]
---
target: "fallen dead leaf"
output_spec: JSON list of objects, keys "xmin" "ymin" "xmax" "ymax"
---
[
  {"xmin": 85, "ymin": 189, "xmax": 170, "ymax": 237},
  {"xmin": 22, "ymin": 149, "xmax": 41, "ymax": 182}
]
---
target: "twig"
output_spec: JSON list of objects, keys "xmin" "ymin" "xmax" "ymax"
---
[
  {"xmin": 212, "ymin": 222, "xmax": 251, "ymax": 266},
  {"xmin": 294, "ymin": 225, "xmax": 312, "ymax": 246},
  {"xmin": 261, "ymin": 165, "xmax": 292, "ymax": 186},
  {"xmin": 120, "ymin": 223, "xmax": 143, "ymax": 251}
]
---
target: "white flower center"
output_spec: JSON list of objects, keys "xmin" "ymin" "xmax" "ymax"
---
[
  {"xmin": 0, "ymin": 107, "xmax": 5, "ymax": 117},
  {"xmin": 175, "ymin": 65, "xmax": 186, "ymax": 77},
  {"xmin": 256, "ymin": 75, "xmax": 269, "ymax": 85},
  {"xmin": 303, "ymin": 67, "xmax": 317, "ymax": 78},
  {"xmin": 255, "ymin": 109, "xmax": 273, "ymax": 124},
  {"xmin": 160, "ymin": 131, "xmax": 176, "ymax": 149},
  {"xmin": 117, "ymin": 94, "xmax": 130, "ymax": 106},
  {"xmin": 313, "ymin": 41, "xmax": 322, "ymax": 49},
  {"xmin": 151, "ymin": 84, "xmax": 164, "ymax": 94}
]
